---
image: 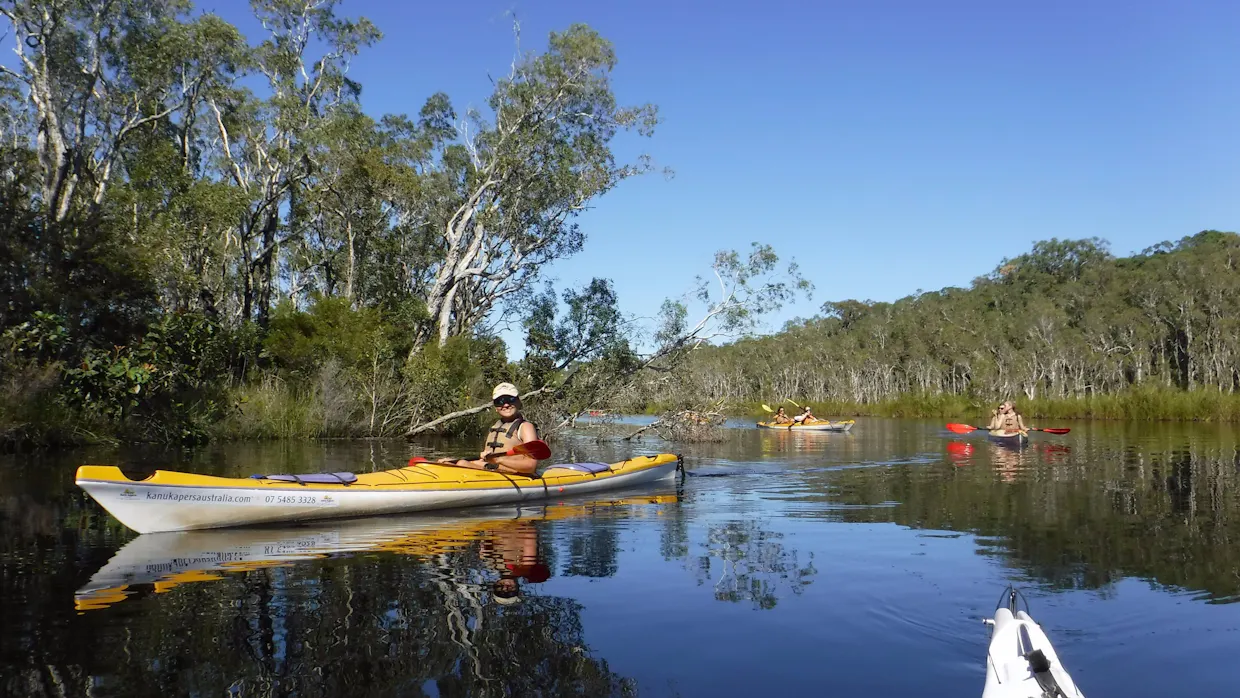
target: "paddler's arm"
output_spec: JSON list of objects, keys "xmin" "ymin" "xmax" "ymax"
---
[
  {"xmin": 485, "ymin": 453, "xmax": 537, "ymax": 475},
  {"xmin": 483, "ymin": 422, "xmax": 542, "ymax": 475},
  {"xmin": 443, "ymin": 456, "xmax": 535, "ymax": 474}
]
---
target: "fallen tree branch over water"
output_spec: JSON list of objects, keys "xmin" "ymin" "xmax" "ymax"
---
[
  {"xmin": 622, "ymin": 403, "xmax": 726, "ymax": 442},
  {"xmin": 405, "ymin": 386, "xmax": 554, "ymax": 437},
  {"xmin": 404, "ymin": 244, "xmax": 807, "ymax": 439}
]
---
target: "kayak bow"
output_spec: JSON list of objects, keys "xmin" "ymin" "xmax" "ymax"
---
[
  {"xmin": 987, "ymin": 430, "xmax": 1030, "ymax": 447},
  {"xmin": 982, "ymin": 587, "xmax": 1085, "ymax": 698}
]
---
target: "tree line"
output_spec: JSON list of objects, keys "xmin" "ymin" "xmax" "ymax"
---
[
  {"xmin": 0, "ymin": 0, "xmax": 806, "ymax": 447},
  {"xmin": 641, "ymin": 231, "xmax": 1240, "ymax": 419}
]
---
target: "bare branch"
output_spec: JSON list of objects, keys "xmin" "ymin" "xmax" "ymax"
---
[{"xmin": 404, "ymin": 385, "xmax": 553, "ymax": 437}]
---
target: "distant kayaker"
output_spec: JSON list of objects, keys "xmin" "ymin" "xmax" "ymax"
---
[
  {"xmin": 438, "ymin": 383, "xmax": 542, "ymax": 475},
  {"xmin": 988, "ymin": 400, "xmax": 1029, "ymax": 433},
  {"xmin": 772, "ymin": 407, "xmax": 793, "ymax": 424},
  {"xmin": 793, "ymin": 406, "xmax": 816, "ymax": 424}
]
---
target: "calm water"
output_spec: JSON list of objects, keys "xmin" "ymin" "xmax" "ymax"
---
[{"xmin": 3, "ymin": 418, "xmax": 1240, "ymax": 697}]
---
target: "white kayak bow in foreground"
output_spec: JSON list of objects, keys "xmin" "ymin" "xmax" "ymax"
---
[{"xmin": 982, "ymin": 587, "xmax": 1085, "ymax": 698}]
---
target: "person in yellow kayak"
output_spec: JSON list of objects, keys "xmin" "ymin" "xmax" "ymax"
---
[
  {"xmin": 792, "ymin": 406, "xmax": 817, "ymax": 424},
  {"xmin": 772, "ymin": 407, "xmax": 794, "ymax": 424},
  {"xmin": 438, "ymin": 383, "xmax": 541, "ymax": 475},
  {"xmin": 987, "ymin": 400, "xmax": 1030, "ymax": 433}
]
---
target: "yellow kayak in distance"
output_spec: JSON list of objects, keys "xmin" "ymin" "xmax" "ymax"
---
[
  {"xmin": 756, "ymin": 420, "xmax": 855, "ymax": 432},
  {"xmin": 76, "ymin": 453, "xmax": 682, "ymax": 534}
]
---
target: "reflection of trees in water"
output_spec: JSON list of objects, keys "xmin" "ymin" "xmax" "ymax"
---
[
  {"xmin": 1, "ymin": 533, "xmax": 635, "ymax": 697},
  {"xmin": 688, "ymin": 520, "xmax": 816, "ymax": 609},
  {"xmin": 561, "ymin": 525, "xmax": 620, "ymax": 578},
  {"xmin": 826, "ymin": 435, "xmax": 1240, "ymax": 602},
  {"xmin": 647, "ymin": 495, "xmax": 815, "ymax": 609},
  {"xmin": 660, "ymin": 509, "xmax": 691, "ymax": 561}
]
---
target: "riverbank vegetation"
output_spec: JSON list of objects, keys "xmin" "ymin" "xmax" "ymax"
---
[
  {"xmin": 2, "ymin": 3, "xmax": 1232, "ymax": 451},
  {"xmin": 0, "ymin": 0, "xmax": 806, "ymax": 449},
  {"xmin": 638, "ymin": 232, "xmax": 1240, "ymax": 422}
]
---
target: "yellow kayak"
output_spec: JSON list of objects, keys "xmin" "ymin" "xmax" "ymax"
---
[
  {"xmin": 756, "ymin": 420, "xmax": 855, "ymax": 432},
  {"xmin": 76, "ymin": 453, "xmax": 682, "ymax": 534}
]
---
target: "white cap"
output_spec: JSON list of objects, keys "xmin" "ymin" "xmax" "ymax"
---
[{"xmin": 492, "ymin": 382, "xmax": 519, "ymax": 400}]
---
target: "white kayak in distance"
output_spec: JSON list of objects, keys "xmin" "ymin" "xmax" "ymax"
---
[{"xmin": 983, "ymin": 587, "xmax": 1085, "ymax": 698}]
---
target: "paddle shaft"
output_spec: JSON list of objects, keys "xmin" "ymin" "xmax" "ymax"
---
[
  {"xmin": 407, "ymin": 439, "xmax": 551, "ymax": 469},
  {"xmin": 947, "ymin": 423, "xmax": 1070, "ymax": 435}
]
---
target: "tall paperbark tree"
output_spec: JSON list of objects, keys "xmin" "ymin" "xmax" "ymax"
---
[{"xmin": 411, "ymin": 23, "xmax": 660, "ymax": 354}]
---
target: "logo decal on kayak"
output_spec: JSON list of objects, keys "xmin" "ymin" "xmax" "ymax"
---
[{"xmin": 120, "ymin": 488, "xmax": 137, "ymax": 499}]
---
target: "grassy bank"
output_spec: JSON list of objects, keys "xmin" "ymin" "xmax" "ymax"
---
[
  {"xmin": 9, "ymin": 382, "xmax": 1238, "ymax": 453},
  {"xmin": 729, "ymin": 388, "xmax": 1240, "ymax": 422}
]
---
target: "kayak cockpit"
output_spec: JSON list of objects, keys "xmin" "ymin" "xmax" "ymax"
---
[{"xmin": 249, "ymin": 472, "xmax": 359, "ymax": 485}]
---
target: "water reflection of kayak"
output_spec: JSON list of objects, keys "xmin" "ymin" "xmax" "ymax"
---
[
  {"xmin": 986, "ymin": 430, "xmax": 1029, "ymax": 448},
  {"xmin": 76, "ymin": 453, "xmax": 681, "ymax": 534},
  {"xmin": 75, "ymin": 490, "xmax": 680, "ymax": 612},
  {"xmin": 982, "ymin": 587, "xmax": 1085, "ymax": 698}
]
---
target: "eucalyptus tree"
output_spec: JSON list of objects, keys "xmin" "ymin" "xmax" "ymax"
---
[
  {"xmin": 0, "ymin": 0, "xmax": 250, "ymax": 334},
  {"xmin": 0, "ymin": 0, "xmax": 201, "ymax": 223},
  {"xmin": 204, "ymin": 0, "xmax": 379, "ymax": 324},
  {"xmin": 412, "ymin": 23, "xmax": 661, "ymax": 351}
]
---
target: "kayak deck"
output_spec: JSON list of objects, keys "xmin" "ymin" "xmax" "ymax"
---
[
  {"xmin": 983, "ymin": 587, "xmax": 1085, "ymax": 697},
  {"xmin": 76, "ymin": 453, "xmax": 682, "ymax": 534}
]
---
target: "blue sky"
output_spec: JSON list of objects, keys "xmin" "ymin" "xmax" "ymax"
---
[
  {"xmin": 21, "ymin": 1, "xmax": 1240, "ymax": 354},
  {"xmin": 296, "ymin": 0, "xmax": 1233, "ymax": 354}
]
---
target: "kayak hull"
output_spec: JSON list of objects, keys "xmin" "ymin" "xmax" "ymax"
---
[
  {"xmin": 983, "ymin": 601, "xmax": 1085, "ymax": 698},
  {"xmin": 76, "ymin": 454, "xmax": 681, "ymax": 534},
  {"xmin": 987, "ymin": 430, "xmax": 1029, "ymax": 447},
  {"xmin": 757, "ymin": 420, "xmax": 855, "ymax": 432}
]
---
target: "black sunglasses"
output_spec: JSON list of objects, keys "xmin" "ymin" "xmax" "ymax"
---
[{"xmin": 493, "ymin": 396, "xmax": 519, "ymax": 407}]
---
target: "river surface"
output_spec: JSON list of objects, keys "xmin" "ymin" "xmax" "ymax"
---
[{"xmin": 3, "ymin": 417, "xmax": 1239, "ymax": 697}]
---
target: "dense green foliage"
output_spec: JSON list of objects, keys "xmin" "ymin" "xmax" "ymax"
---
[
  {"xmin": 649, "ymin": 232, "xmax": 1240, "ymax": 420},
  {"xmin": 0, "ymin": 0, "xmax": 667, "ymax": 447}
]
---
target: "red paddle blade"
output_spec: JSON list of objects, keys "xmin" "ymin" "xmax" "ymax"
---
[
  {"xmin": 945, "ymin": 423, "xmax": 978, "ymax": 434},
  {"xmin": 407, "ymin": 457, "xmax": 429, "ymax": 466},
  {"xmin": 511, "ymin": 439, "xmax": 552, "ymax": 460},
  {"xmin": 1039, "ymin": 428, "xmax": 1071, "ymax": 434}
]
